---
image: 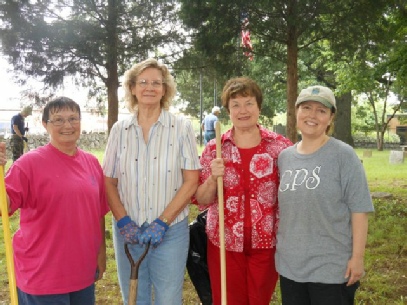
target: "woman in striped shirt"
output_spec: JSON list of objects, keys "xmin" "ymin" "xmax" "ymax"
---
[{"xmin": 103, "ymin": 58, "xmax": 201, "ymax": 305}]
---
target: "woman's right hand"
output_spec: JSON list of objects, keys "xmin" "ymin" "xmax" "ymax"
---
[
  {"xmin": 210, "ymin": 158, "xmax": 225, "ymax": 181},
  {"xmin": 117, "ymin": 216, "xmax": 141, "ymax": 244}
]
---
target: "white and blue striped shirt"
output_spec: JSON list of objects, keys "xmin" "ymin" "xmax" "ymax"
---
[{"xmin": 103, "ymin": 110, "xmax": 201, "ymax": 225}]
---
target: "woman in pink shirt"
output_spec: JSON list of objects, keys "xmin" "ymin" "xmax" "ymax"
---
[
  {"xmin": 0, "ymin": 97, "xmax": 109, "ymax": 305},
  {"xmin": 194, "ymin": 77, "xmax": 292, "ymax": 305}
]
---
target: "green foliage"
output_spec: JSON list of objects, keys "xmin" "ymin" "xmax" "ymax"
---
[
  {"xmin": 352, "ymin": 102, "xmax": 378, "ymax": 134},
  {"xmin": 172, "ymin": 50, "xmax": 231, "ymax": 118},
  {"xmin": 0, "ymin": 0, "xmax": 187, "ymax": 131},
  {"xmin": 353, "ymin": 132, "xmax": 401, "ymax": 144}
]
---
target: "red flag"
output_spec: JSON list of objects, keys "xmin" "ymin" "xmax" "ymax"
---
[{"xmin": 241, "ymin": 14, "xmax": 253, "ymax": 60}]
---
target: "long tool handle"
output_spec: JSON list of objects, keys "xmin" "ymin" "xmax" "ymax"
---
[
  {"xmin": 0, "ymin": 165, "xmax": 18, "ymax": 305},
  {"xmin": 215, "ymin": 121, "xmax": 227, "ymax": 305},
  {"xmin": 128, "ymin": 279, "xmax": 137, "ymax": 305}
]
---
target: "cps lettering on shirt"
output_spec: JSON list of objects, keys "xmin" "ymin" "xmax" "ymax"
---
[{"xmin": 279, "ymin": 166, "xmax": 321, "ymax": 191}]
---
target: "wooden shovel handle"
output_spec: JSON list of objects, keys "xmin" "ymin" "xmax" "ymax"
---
[
  {"xmin": 215, "ymin": 122, "xmax": 227, "ymax": 305},
  {"xmin": 125, "ymin": 242, "xmax": 150, "ymax": 305}
]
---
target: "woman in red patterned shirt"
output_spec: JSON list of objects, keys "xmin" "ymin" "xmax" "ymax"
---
[{"xmin": 194, "ymin": 77, "xmax": 292, "ymax": 305}]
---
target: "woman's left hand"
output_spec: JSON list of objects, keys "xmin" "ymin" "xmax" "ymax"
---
[
  {"xmin": 95, "ymin": 243, "xmax": 106, "ymax": 281},
  {"xmin": 139, "ymin": 218, "xmax": 169, "ymax": 247},
  {"xmin": 345, "ymin": 256, "xmax": 365, "ymax": 286},
  {"xmin": 0, "ymin": 142, "xmax": 7, "ymax": 166}
]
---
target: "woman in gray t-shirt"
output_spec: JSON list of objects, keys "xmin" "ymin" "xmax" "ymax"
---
[{"xmin": 276, "ymin": 85, "xmax": 374, "ymax": 305}]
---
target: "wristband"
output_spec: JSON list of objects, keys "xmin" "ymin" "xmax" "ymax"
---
[
  {"xmin": 154, "ymin": 218, "xmax": 169, "ymax": 231},
  {"xmin": 117, "ymin": 215, "xmax": 131, "ymax": 228}
]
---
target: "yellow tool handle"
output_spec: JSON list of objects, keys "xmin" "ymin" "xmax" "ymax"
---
[{"xmin": 0, "ymin": 165, "xmax": 18, "ymax": 305}]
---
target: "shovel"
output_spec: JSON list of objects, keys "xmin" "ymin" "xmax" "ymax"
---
[{"xmin": 125, "ymin": 242, "xmax": 150, "ymax": 305}]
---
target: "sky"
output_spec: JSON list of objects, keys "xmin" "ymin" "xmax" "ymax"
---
[
  {"xmin": 0, "ymin": 55, "xmax": 95, "ymax": 110},
  {"xmin": 0, "ymin": 57, "xmax": 22, "ymax": 109}
]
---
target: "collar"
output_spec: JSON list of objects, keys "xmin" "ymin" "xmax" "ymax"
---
[
  {"xmin": 222, "ymin": 124, "xmax": 280, "ymax": 146},
  {"xmin": 127, "ymin": 109, "xmax": 169, "ymax": 128}
]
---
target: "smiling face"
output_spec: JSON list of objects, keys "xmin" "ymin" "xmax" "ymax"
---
[
  {"xmin": 296, "ymin": 101, "xmax": 334, "ymax": 139},
  {"xmin": 42, "ymin": 108, "xmax": 81, "ymax": 151},
  {"xmin": 228, "ymin": 95, "xmax": 260, "ymax": 130},
  {"xmin": 130, "ymin": 68, "xmax": 166, "ymax": 109}
]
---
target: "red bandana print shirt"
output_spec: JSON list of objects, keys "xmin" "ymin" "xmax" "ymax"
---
[{"xmin": 196, "ymin": 126, "xmax": 292, "ymax": 252}]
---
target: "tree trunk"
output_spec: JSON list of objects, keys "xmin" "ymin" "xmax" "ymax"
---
[
  {"xmin": 286, "ymin": 3, "xmax": 299, "ymax": 143},
  {"xmin": 333, "ymin": 91, "xmax": 354, "ymax": 146},
  {"xmin": 377, "ymin": 132, "xmax": 384, "ymax": 151},
  {"xmin": 106, "ymin": 0, "xmax": 119, "ymax": 134}
]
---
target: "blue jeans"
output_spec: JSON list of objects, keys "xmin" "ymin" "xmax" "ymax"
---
[
  {"xmin": 17, "ymin": 284, "xmax": 95, "ymax": 305},
  {"xmin": 204, "ymin": 131, "xmax": 216, "ymax": 145},
  {"xmin": 113, "ymin": 217, "xmax": 189, "ymax": 305}
]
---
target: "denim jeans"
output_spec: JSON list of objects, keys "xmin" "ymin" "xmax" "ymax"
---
[
  {"xmin": 204, "ymin": 131, "xmax": 216, "ymax": 145},
  {"xmin": 17, "ymin": 284, "xmax": 95, "ymax": 305},
  {"xmin": 113, "ymin": 217, "xmax": 189, "ymax": 305}
]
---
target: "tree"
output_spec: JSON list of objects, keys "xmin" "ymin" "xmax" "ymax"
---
[
  {"xmin": 336, "ymin": 1, "xmax": 407, "ymax": 150},
  {"xmin": 173, "ymin": 48, "xmax": 287, "ymax": 124},
  {"xmin": 0, "ymin": 0, "xmax": 186, "ymax": 132},
  {"xmin": 178, "ymin": 0, "xmax": 398, "ymax": 144}
]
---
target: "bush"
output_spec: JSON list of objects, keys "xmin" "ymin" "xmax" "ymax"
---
[{"xmin": 353, "ymin": 132, "xmax": 401, "ymax": 143}]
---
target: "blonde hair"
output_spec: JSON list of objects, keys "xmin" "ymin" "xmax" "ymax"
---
[{"xmin": 123, "ymin": 58, "xmax": 176, "ymax": 113}]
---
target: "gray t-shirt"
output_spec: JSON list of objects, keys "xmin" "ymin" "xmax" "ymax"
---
[{"xmin": 276, "ymin": 137, "xmax": 374, "ymax": 284}]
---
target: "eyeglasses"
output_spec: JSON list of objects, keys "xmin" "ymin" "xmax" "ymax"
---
[
  {"xmin": 136, "ymin": 79, "xmax": 165, "ymax": 88},
  {"xmin": 47, "ymin": 117, "xmax": 81, "ymax": 126}
]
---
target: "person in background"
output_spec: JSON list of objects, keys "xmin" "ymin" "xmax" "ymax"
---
[
  {"xmin": 276, "ymin": 85, "xmax": 374, "ymax": 305},
  {"xmin": 0, "ymin": 97, "xmax": 109, "ymax": 305},
  {"xmin": 103, "ymin": 58, "xmax": 201, "ymax": 305},
  {"xmin": 10, "ymin": 106, "xmax": 32, "ymax": 161},
  {"xmin": 193, "ymin": 77, "xmax": 292, "ymax": 305},
  {"xmin": 202, "ymin": 106, "xmax": 221, "ymax": 145}
]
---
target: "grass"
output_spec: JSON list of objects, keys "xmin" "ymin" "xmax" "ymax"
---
[{"xmin": 1, "ymin": 148, "xmax": 406, "ymax": 304}]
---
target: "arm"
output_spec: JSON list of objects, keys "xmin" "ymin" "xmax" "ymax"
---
[
  {"xmin": 213, "ymin": 118, "xmax": 218, "ymax": 130},
  {"xmin": 194, "ymin": 158, "xmax": 224, "ymax": 206},
  {"xmin": 13, "ymin": 125, "xmax": 23, "ymax": 138},
  {"xmin": 95, "ymin": 216, "xmax": 106, "ymax": 281},
  {"xmin": 159, "ymin": 169, "xmax": 200, "ymax": 224},
  {"xmin": 104, "ymin": 176, "xmax": 127, "ymax": 221},
  {"xmin": 345, "ymin": 212, "xmax": 369, "ymax": 286}
]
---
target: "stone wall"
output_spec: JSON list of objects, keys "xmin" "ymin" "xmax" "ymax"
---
[
  {"xmin": 2, "ymin": 132, "xmax": 107, "ymax": 159},
  {"xmin": 2, "ymin": 133, "xmax": 403, "ymax": 159},
  {"xmin": 353, "ymin": 141, "xmax": 402, "ymax": 149}
]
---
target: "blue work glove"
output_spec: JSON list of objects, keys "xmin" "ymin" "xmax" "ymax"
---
[
  {"xmin": 139, "ymin": 218, "xmax": 169, "ymax": 247},
  {"xmin": 117, "ymin": 216, "xmax": 141, "ymax": 244}
]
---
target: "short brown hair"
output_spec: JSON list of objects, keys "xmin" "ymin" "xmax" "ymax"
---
[
  {"xmin": 42, "ymin": 97, "xmax": 80, "ymax": 123},
  {"xmin": 221, "ymin": 77, "xmax": 262, "ymax": 113}
]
